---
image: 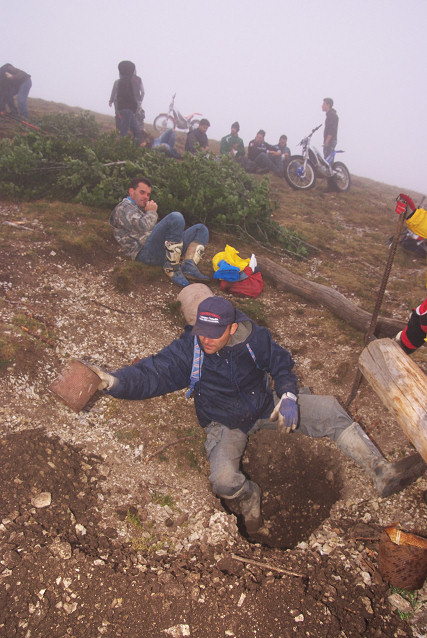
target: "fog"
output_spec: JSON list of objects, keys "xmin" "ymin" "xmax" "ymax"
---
[{"xmin": 3, "ymin": 0, "xmax": 426, "ymax": 197}]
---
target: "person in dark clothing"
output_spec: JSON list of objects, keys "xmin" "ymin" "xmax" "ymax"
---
[
  {"xmin": 394, "ymin": 194, "xmax": 427, "ymax": 354},
  {"xmin": 247, "ymin": 130, "xmax": 282, "ymax": 176},
  {"xmin": 322, "ymin": 97, "xmax": 339, "ymax": 159},
  {"xmin": 87, "ymin": 295, "xmax": 426, "ymax": 535},
  {"xmin": 185, "ymin": 118, "xmax": 210, "ymax": 154},
  {"xmin": 396, "ymin": 299, "xmax": 427, "ymax": 354},
  {"xmin": 0, "ymin": 64, "xmax": 32, "ymax": 117},
  {"xmin": 115, "ymin": 60, "xmax": 143, "ymax": 145}
]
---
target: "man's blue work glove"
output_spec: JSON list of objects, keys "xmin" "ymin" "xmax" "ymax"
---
[{"xmin": 270, "ymin": 392, "xmax": 299, "ymax": 434}]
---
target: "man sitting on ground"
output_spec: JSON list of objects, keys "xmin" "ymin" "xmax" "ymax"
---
[
  {"xmin": 185, "ymin": 118, "xmax": 210, "ymax": 154},
  {"xmin": 247, "ymin": 130, "xmax": 282, "ymax": 177},
  {"xmin": 220, "ymin": 121, "xmax": 245, "ymax": 159},
  {"xmin": 110, "ymin": 177, "xmax": 209, "ymax": 287},
  {"xmin": 141, "ymin": 129, "xmax": 182, "ymax": 159},
  {"xmin": 271, "ymin": 134, "xmax": 291, "ymax": 174}
]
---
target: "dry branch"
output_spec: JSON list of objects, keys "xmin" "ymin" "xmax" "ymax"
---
[
  {"xmin": 144, "ymin": 435, "xmax": 194, "ymax": 464},
  {"xmin": 21, "ymin": 326, "xmax": 57, "ymax": 347},
  {"xmin": 231, "ymin": 553, "xmax": 305, "ymax": 578},
  {"xmin": 257, "ymin": 256, "xmax": 405, "ymax": 337}
]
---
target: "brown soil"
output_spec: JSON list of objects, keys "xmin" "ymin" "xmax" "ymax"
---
[{"xmin": 1, "ymin": 193, "xmax": 427, "ymax": 637}]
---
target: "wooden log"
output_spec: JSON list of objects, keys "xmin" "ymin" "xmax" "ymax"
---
[
  {"xmin": 257, "ymin": 256, "xmax": 405, "ymax": 337},
  {"xmin": 358, "ymin": 338, "xmax": 427, "ymax": 463}
]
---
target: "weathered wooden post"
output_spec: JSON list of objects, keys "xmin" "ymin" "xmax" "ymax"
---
[{"xmin": 358, "ymin": 338, "xmax": 427, "ymax": 463}]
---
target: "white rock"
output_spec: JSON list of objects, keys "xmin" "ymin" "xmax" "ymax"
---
[
  {"xmin": 31, "ymin": 492, "xmax": 51, "ymax": 508},
  {"xmin": 50, "ymin": 539, "xmax": 72, "ymax": 560},
  {"xmin": 63, "ymin": 602, "xmax": 78, "ymax": 614},
  {"xmin": 163, "ymin": 624, "xmax": 191, "ymax": 636},
  {"xmin": 388, "ymin": 593, "xmax": 413, "ymax": 615}
]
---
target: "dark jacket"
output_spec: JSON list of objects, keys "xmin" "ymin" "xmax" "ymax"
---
[
  {"xmin": 0, "ymin": 64, "xmax": 31, "ymax": 109},
  {"xmin": 107, "ymin": 310, "xmax": 298, "ymax": 432},
  {"xmin": 324, "ymin": 108, "xmax": 339, "ymax": 144},
  {"xmin": 116, "ymin": 61, "xmax": 143, "ymax": 112},
  {"xmin": 185, "ymin": 128, "xmax": 208, "ymax": 153},
  {"xmin": 400, "ymin": 298, "xmax": 427, "ymax": 353},
  {"xmin": 247, "ymin": 139, "xmax": 275, "ymax": 161}
]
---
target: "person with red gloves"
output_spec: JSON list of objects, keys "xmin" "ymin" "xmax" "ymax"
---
[
  {"xmin": 394, "ymin": 193, "xmax": 427, "ymax": 353},
  {"xmin": 396, "ymin": 299, "xmax": 427, "ymax": 354},
  {"xmin": 87, "ymin": 295, "xmax": 426, "ymax": 535},
  {"xmin": 395, "ymin": 193, "xmax": 427, "ymax": 241}
]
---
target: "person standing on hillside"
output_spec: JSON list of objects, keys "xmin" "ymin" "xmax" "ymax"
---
[
  {"xmin": 115, "ymin": 60, "xmax": 144, "ymax": 145},
  {"xmin": 0, "ymin": 63, "xmax": 32, "ymax": 118},
  {"xmin": 322, "ymin": 97, "xmax": 338, "ymax": 159},
  {"xmin": 185, "ymin": 119, "xmax": 210, "ymax": 154},
  {"xmin": 87, "ymin": 295, "xmax": 426, "ymax": 535},
  {"xmin": 110, "ymin": 176, "xmax": 209, "ymax": 287},
  {"xmin": 220, "ymin": 122, "xmax": 245, "ymax": 158}
]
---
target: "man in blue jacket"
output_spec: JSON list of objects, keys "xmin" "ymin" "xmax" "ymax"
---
[{"xmin": 90, "ymin": 296, "xmax": 426, "ymax": 534}]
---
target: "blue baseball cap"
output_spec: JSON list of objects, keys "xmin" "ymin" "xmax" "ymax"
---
[{"xmin": 191, "ymin": 296, "xmax": 236, "ymax": 339}]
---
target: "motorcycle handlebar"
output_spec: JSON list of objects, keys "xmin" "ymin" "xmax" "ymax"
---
[{"xmin": 298, "ymin": 124, "xmax": 323, "ymax": 146}]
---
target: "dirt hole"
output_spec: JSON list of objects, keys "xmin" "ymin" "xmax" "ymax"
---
[{"xmin": 241, "ymin": 430, "xmax": 343, "ymax": 549}]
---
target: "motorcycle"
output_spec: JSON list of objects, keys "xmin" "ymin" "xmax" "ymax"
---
[
  {"xmin": 285, "ymin": 124, "xmax": 351, "ymax": 192},
  {"xmin": 153, "ymin": 93, "xmax": 202, "ymax": 133}
]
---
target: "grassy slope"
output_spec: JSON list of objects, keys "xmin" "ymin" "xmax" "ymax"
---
[{"xmin": 1, "ymin": 97, "xmax": 426, "ymax": 320}]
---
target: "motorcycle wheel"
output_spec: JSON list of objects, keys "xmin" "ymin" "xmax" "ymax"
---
[
  {"xmin": 285, "ymin": 156, "xmax": 316, "ymax": 190},
  {"xmin": 329, "ymin": 161, "xmax": 351, "ymax": 192},
  {"xmin": 153, "ymin": 114, "xmax": 175, "ymax": 133},
  {"xmin": 189, "ymin": 119, "xmax": 200, "ymax": 131}
]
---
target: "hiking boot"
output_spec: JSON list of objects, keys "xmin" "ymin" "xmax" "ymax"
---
[
  {"xmin": 181, "ymin": 242, "xmax": 209, "ymax": 281},
  {"xmin": 236, "ymin": 481, "xmax": 262, "ymax": 534},
  {"xmin": 337, "ymin": 422, "xmax": 426, "ymax": 497},
  {"xmin": 163, "ymin": 241, "xmax": 190, "ymax": 287}
]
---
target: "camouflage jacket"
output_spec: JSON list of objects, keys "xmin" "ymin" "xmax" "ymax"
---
[{"xmin": 110, "ymin": 197, "xmax": 158, "ymax": 260}]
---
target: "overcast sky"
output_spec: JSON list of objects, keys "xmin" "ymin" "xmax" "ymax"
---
[{"xmin": 3, "ymin": 0, "xmax": 426, "ymax": 197}]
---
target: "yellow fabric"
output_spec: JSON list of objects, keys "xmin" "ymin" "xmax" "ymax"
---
[
  {"xmin": 212, "ymin": 244, "xmax": 250, "ymax": 272},
  {"xmin": 406, "ymin": 208, "xmax": 427, "ymax": 239},
  {"xmin": 406, "ymin": 208, "xmax": 427, "ymax": 289}
]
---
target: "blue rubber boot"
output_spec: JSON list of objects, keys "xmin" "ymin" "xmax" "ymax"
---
[
  {"xmin": 163, "ymin": 241, "xmax": 190, "ymax": 287},
  {"xmin": 169, "ymin": 269, "xmax": 190, "ymax": 287},
  {"xmin": 181, "ymin": 243, "xmax": 210, "ymax": 281}
]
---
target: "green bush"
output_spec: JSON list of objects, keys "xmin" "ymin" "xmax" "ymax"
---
[{"xmin": 0, "ymin": 113, "xmax": 308, "ymax": 256}]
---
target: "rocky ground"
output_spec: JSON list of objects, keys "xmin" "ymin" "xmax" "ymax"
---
[{"xmin": 1, "ymin": 199, "xmax": 427, "ymax": 637}]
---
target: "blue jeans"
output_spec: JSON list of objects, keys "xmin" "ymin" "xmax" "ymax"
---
[
  {"xmin": 205, "ymin": 394, "xmax": 353, "ymax": 498},
  {"xmin": 136, "ymin": 212, "xmax": 209, "ymax": 265},
  {"xmin": 16, "ymin": 77, "xmax": 32, "ymax": 117},
  {"xmin": 153, "ymin": 129, "xmax": 181, "ymax": 158},
  {"xmin": 118, "ymin": 109, "xmax": 141, "ymax": 145},
  {"xmin": 323, "ymin": 141, "xmax": 336, "ymax": 160}
]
